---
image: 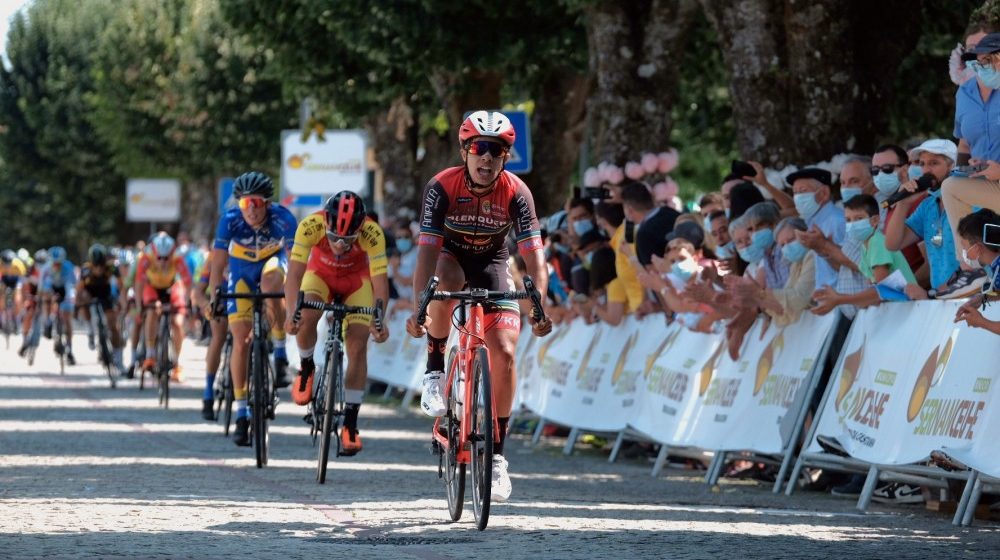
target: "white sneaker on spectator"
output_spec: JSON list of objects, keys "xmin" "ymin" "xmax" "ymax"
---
[
  {"xmin": 420, "ymin": 372, "xmax": 446, "ymax": 417},
  {"xmin": 872, "ymin": 482, "xmax": 923, "ymax": 504},
  {"xmin": 491, "ymin": 455, "xmax": 512, "ymax": 502}
]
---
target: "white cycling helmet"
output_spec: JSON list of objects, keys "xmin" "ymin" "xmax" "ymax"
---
[
  {"xmin": 148, "ymin": 231, "xmax": 176, "ymax": 260},
  {"xmin": 458, "ymin": 110, "xmax": 516, "ymax": 146}
]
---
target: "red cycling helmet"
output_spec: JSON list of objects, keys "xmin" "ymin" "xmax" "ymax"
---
[
  {"xmin": 458, "ymin": 110, "xmax": 516, "ymax": 147},
  {"xmin": 324, "ymin": 191, "xmax": 366, "ymax": 238}
]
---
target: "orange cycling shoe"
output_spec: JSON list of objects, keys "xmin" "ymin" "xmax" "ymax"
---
[
  {"xmin": 141, "ymin": 357, "xmax": 156, "ymax": 371},
  {"xmin": 170, "ymin": 366, "xmax": 185, "ymax": 383},
  {"xmin": 291, "ymin": 371, "xmax": 313, "ymax": 406},
  {"xmin": 340, "ymin": 428, "xmax": 362, "ymax": 456}
]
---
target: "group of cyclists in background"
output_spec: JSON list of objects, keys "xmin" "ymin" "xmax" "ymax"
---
[{"xmin": 0, "ymin": 111, "xmax": 553, "ymax": 513}]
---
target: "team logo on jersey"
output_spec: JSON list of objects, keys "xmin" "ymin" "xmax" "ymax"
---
[
  {"xmin": 457, "ymin": 197, "xmax": 473, "ymax": 204},
  {"xmin": 482, "ymin": 200, "xmax": 492, "ymax": 214}
]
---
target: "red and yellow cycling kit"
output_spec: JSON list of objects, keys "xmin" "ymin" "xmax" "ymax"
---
[
  {"xmin": 291, "ymin": 213, "xmax": 388, "ymax": 327},
  {"xmin": 1, "ymin": 258, "xmax": 27, "ymax": 290},
  {"xmin": 135, "ymin": 253, "xmax": 192, "ymax": 313}
]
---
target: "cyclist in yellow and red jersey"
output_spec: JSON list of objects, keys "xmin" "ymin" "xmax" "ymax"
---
[
  {"xmin": 405, "ymin": 110, "xmax": 552, "ymax": 501},
  {"xmin": 1, "ymin": 249, "xmax": 27, "ymax": 328},
  {"xmin": 284, "ymin": 191, "xmax": 389, "ymax": 456},
  {"xmin": 135, "ymin": 232, "xmax": 193, "ymax": 382}
]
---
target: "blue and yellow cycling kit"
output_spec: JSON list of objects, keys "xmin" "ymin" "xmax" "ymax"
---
[{"xmin": 213, "ymin": 203, "xmax": 297, "ymax": 320}]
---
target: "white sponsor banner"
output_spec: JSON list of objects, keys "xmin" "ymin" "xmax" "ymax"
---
[
  {"xmin": 810, "ymin": 301, "xmax": 998, "ymax": 465},
  {"xmin": 281, "ymin": 129, "xmax": 367, "ymax": 195},
  {"xmin": 681, "ymin": 313, "xmax": 836, "ymax": 453},
  {"xmin": 366, "ymin": 312, "xmax": 425, "ymax": 391},
  {"xmin": 126, "ymin": 178, "xmax": 181, "ymax": 222}
]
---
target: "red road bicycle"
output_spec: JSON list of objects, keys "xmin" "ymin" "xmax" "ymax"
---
[{"xmin": 414, "ymin": 275, "xmax": 545, "ymax": 531}]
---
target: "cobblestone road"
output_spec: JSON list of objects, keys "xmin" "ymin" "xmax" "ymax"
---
[{"xmin": 2, "ymin": 333, "xmax": 1000, "ymax": 559}]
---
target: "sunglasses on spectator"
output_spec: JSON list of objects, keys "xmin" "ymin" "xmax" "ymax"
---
[
  {"xmin": 466, "ymin": 140, "xmax": 508, "ymax": 157},
  {"xmin": 326, "ymin": 231, "xmax": 358, "ymax": 246},
  {"xmin": 870, "ymin": 163, "xmax": 903, "ymax": 176},
  {"xmin": 238, "ymin": 196, "xmax": 267, "ymax": 211}
]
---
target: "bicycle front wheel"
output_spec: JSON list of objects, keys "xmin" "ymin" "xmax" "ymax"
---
[
  {"xmin": 157, "ymin": 316, "xmax": 171, "ymax": 408},
  {"xmin": 317, "ymin": 341, "xmax": 342, "ymax": 484},
  {"xmin": 218, "ymin": 335, "xmax": 234, "ymax": 435},
  {"xmin": 444, "ymin": 345, "xmax": 466, "ymax": 521},
  {"xmin": 470, "ymin": 346, "xmax": 494, "ymax": 531},
  {"xmin": 251, "ymin": 338, "xmax": 268, "ymax": 468}
]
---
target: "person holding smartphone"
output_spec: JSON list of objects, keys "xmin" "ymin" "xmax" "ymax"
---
[{"xmin": 954, "ymin": 209, "xmax": 1000, "ymax": 334}]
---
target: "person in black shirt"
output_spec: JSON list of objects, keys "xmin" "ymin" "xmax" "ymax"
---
[{"xmin": 620, "ymin": 181, "xmax": 680, "ymax": 269}]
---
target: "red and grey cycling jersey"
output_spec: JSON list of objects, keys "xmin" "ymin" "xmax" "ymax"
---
[{"xmin": 417, "ymin": 166, "xmax": 543, "ymax": 258}]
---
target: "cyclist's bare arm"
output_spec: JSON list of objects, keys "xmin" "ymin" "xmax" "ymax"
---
[{"xmin": 283, "ymin": 259, "xmax": 307, "ymax": 334}]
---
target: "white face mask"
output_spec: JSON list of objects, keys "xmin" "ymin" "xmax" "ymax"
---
[{"xmin": 962, "ymin": 247, "xmax": 980, "ymax": 268}]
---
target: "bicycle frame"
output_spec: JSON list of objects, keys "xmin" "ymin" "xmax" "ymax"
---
[{"xmin": 432, "ymin": 301, "xmax": 497, "ymax": 465}]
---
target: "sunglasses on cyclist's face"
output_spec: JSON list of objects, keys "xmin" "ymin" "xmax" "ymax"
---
[
  {"xmin": 326, "ymin": 231, "xmax": 358, "ymax": 247},
  {"xmin": 238, "ymin": 196, "xmax": 267, "ymax": 211},
  {"xmin": 466, "ymin": 140, "xmax": 508, "ymax": 158},
  {"xmin": 870, "ymin": 163, "xmax": 903, "ymax": 176}
]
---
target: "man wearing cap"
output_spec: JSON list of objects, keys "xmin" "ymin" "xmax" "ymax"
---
[
  {"xmin": 886, "ymin": 139, "xmax": 982, "ymax": 298},
  {"xmin": 788, "ymin": 168, "xmax": 847, "ymax": 290},
  {"xmin": 941, "ymin": 33, "xmax": 1000, "ymax": 265}
]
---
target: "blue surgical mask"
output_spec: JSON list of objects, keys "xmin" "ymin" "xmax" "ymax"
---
[
  {"xmin": 573, "ymin": 219, "xmax": 595, "ymax": 236},
  {"xmin": 908, "ymin": 165, "xmax": 923, "ymax": 180},
  {"xmin": 846, "ymin": 219, "xmax": 876, "ymax": 243},
  {"xmin": 974, "ymin": 64, "xmax": 1000, "ymax": 89},
  {"xmin": 751, "ymin": 228, "xmax": 775, "ymax": 252},
  {"xmin": 738, "ymin": 243, "xmax": 766, "ymax": 264},
  {"xmin": 554, "ymin": 243, "xmax": 569, "ymax": 254},
  {"xmin": 841, "ymin": 187, "xmax": 863, "ymax": 203},
  {"xmin": 715, "ymin": 241, "xmax": 734, "ymax": 259},
  {"xmin": 794, "ymin": 192, "xmax": 820, "ymax": 220},
  {"xmin": 397, "ymin": 239, "xmax": 413, "ymax": 253},
  {"xmin": 874, "ymin": 171, "xmax": 901, "ymax": 195},
  {"xmin": 703, "ymin": 216, "xmax": 712, "ymax": 233},
  {"xmin": 671, "ymin": 259, "xmax": 698, "ymax": 281},
  {"xmin": 781, "ymin": 240, "xmax": 808, "ymax": 263}
]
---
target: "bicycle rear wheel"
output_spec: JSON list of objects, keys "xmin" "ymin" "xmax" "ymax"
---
[
  {"xmin": 444, "ymin": 345, "xmax": 466, "ymax": 521},
  {"xmin": 97, "ymin": 310, "xmax": 116, "ymax": 389},
  {"xmin": 56, "ymin": 319, "xmax": 65, "ymax": 376},
  {"xmin": 251, "ymin": 338, "xmax": 268, "ymax": 468},
  {"xmin": 218, "ymin": 335, "xmax": 234, "ymax": 435},
  {"xmin": 317, "ymin": 341, "xmax": 342, "ymax": 484},
  {"xmin": 157, "ymin": 316, "xmax": 171, "ymax": 408},
  {"xmin": 470, "ymin": 346, "xmax": 494, "ymax": 531}
]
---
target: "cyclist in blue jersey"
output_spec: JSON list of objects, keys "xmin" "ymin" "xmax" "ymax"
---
[{"xmin": 205, "ymin": 171, "xmax": 297, "ymax": 446}]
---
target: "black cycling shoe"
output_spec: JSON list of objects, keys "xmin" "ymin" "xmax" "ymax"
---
[
  {"xmin": 201, "ymin": 399, "xmax": 216, "ymax": 421},
  {"xmin": 65, "ymin": 351, "xmax": 76, "ymax": 366},
  {"xmin": 43, "ymin": 322, "xmax": 52, "ymax": 339},
  {"xmin": 274, "ymin": 356, "xmax": 291, "ymax": 388},
  {"xmin": 233, "ymin": 417, "xmax": 251, "ymax": 447},
  {"xmin": 17, "ymin": 344, "xmax": 27, "ymax": 358}
]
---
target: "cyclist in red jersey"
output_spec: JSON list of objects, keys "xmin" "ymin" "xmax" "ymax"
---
[{"xmin": 406, "ymin": 110, "xmax": 552, "ymax": 502}]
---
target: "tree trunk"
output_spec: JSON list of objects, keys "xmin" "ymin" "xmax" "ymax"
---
[
  {"xmin": 366, "ymin": 103, "xmax": 422, "ymax": 223},
  {"xmin": 522, "ymin": 70, "xmax": 592, "ymax": 215},
  {"xmin": 585, "ymin": 0, "xmax": 699, "ymax": 165},
  {"xmin": 180, "ymin": 176, "xmax": 216, "ymax": 243},
  {"xmin": 700, "ymin": 0, "xmax": 920, "ymax": 167}
]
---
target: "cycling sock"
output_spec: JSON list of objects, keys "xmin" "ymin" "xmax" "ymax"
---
[
  {"xmin": 344, "ymin": 403, "xmax": 361, "ymax": 433},
  {"xmin": 426, "ymin": 335, "xmax": 447, "ymax": 372},
  {"xmin": 345, "ymin": 389, "xmax": 364, "ymax": 404},
  {"xmin": 235, "ymin": 387, "xmax": 249, "ymax": 419},
  {"xmin": 272, "ymin": 328, "xmax": 286, "ymax": 360},
  {"xmin": 494, "ymin": 417, "xmax": 510, "ymax": 456},
  {"xmin": 299, "ymin": 345, "xmax": 315, "ymax": 360},
  {"xmin": 203, "ymin": 373, "xmax": 215, "ymax": 400}
]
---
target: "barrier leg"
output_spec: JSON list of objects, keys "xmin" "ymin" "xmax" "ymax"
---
[
  {"xmin": 651, "ymin": 445, "xmax": 669, "ymax": 477},
  {"xmin": 608, "ymin": 430, "xmax": 627, "ymax": 463},
  {"xmin": 953, "ymin": 470, "xmax": 978, "ymax": 526},
  {"xmin": 709, "ymin": 452, "xmax": 728, "ymax": 485},
  {"xmin": 563, "ymin": 427, "xmax": 580, "ymax": 456},
  {"xmin": 400, "ymin": 387, "xmax": 417, "ymax": 410},
  {"xmin": 856, "ymin": 465, "xmax": 880, "ymax": 511},
  {"xmin": 962, "ymin": 477, "xmax": 985, "ymax": 527},
  {"xmin": 531, "ymin": 419, "xmax": 546, "ymax": 446},
  {"xmin": 382, "ymin": 384, "xmax": 394, "ymax": 400},
  {"xmin": 773, "ymin": 451, "xmax": 792, "ymax": 494}
]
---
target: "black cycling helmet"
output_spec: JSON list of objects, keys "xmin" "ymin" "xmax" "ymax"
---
[
  {"xmin": 233, "ymin": 171, "xmax": 274, "ymax": 199},
  {"xmin": 1, "ymin": 249, "xmax": 14, "ymax": 264},
  {"xmin": 324, "ymin": 191, "xmax": 367, "ymax": 238},
  {"xmin": 89, "ymin": 243, "xmax": 108, "ymax": 266}
]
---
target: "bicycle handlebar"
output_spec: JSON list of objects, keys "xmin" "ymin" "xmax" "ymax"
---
[
  {"xmin": 292, "ymin": 292, "xmax": 385, "ymax": 332},
  {"xmin": 413, "ymin": 275, "xmax": 548, "ymax": 327},
  {"xmin": 210, "ymin": 287, "xmax": 284, "ymax": 318}
]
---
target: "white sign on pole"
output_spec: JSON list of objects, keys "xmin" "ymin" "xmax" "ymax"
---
[
  {"xmin": 281, "ymin": 129, "xmax": 367, "ymax": 196},
  {"xmin": 126, "ymin": 179, "xmax": 181, "ymax": 222}
]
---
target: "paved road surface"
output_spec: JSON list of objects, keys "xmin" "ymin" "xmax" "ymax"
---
[{"xmin": 2, "ymin": 333, "xmax": 999, "ymax": 559}]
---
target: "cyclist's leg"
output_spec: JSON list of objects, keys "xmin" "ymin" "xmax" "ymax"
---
[
  {"xmin": 59, "ymin": 286, "xmax": 75, "ymax": 360},
  {"xmin": 226, "ymin": 273, "xmax": 256, "ymax": 428},
  {"xmin": 141, "ymin": 286, "xmax": 160, "ymax": 368},
  {"xmin": 261, "ymin": 257, "xmax": 289, "ymax": 384},
  {"xmin": 290, "ymin": 270, "xmax": 327, "ymax": 405},
  {"xmin": 167, "ymin": 283, "xmax": 186, "ymax": 379},
  {"xmin": 342, "ymin": 278, "xmax": 374, "ymax": 440},
  {"xmin": 420, "ymin": 253, "xmax": 463, "ymax": 416}
]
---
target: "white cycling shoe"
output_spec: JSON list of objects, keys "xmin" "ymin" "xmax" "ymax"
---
[
  {"xmin": 420, "ymin": 372, "xmax": 447, "ymax": 417},
  {"xmin": 491, "ymin": 455, "xmax": 512, "ymax": 502}
]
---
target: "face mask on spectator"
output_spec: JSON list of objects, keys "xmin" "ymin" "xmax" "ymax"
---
[
  {"xmin": 583, "ymin": 252, "xmax": 593, "ymax": 268},
  {"xmin": 908, "ymin": 165, "xmax": 923, "ymax": 180},
  {"xmin": 671, "ymin": 258, "xmax": 698, "ymax": 281},
  {"xmin": 397, "ymin": 238, "xmax": 413, "ymax": 253},
  {"xmin": 873, "ymin": 170, "xmax": 901, "ymax": 195},
  {"xmin": 738, "ymin": 243, "xmax": 766, "ymax": 264},
  {"xmin": 750, "ymin": 228, "xmax": 775, "ymax": 252},
  {"xmin": 846, "ymin": 219, "xmax": 876, "ymax": 243},
  {"xmin": 781, "ymin": 240, "xmax": 808, "ymax": 262},
  {"xmin": 555, "ymin": 242, "xmax": 569, "ymax": 253},
  {"xmin": 974, "ymin": 64, "xmax": 1000, "ymax": 89},
  {"xmin": 715, "ymin": 241, "xmax": 734, "ymax": 259},
  {"xmin": 703, "ymin": 216, "xmax": 712, "ymax": 233},
  {"xmin": 841, "ymin": 187, "xmax": 863, "ymax": 203},
  {"xmin": 794, "ymin": 193, "xmax": 820, "ymax": 220},
  {"xmin": 573, "ymin": 219, "xmax": 595, "ymax": 236}
]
